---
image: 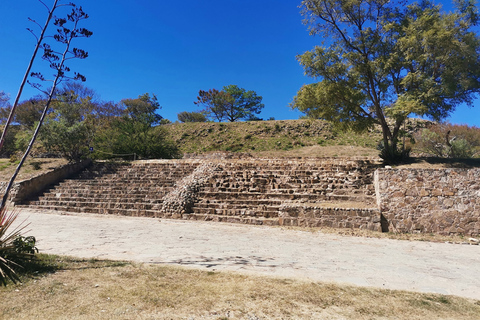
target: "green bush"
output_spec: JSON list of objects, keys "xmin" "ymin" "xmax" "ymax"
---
[
  {"xmin": 177, "ymin": 111, "xmax": 207, "ymax": 123},
  {"xmin": 450, "ymin": 138, "xmax": 476, "ymax": 158}
]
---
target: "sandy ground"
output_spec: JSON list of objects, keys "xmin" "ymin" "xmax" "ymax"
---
[{"xmin": 14, "ymin": 208, "xmax": 480, "ymax": 300}]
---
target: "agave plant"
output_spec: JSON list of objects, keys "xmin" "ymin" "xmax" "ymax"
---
[{"xmin": 0, "ymin": 207, "xmax": 37, "ymax": 286}]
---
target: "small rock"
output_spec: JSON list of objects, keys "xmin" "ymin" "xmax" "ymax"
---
[{"xmin": 469, "ymin": 238, "xmax": 479, "ymax": 245}]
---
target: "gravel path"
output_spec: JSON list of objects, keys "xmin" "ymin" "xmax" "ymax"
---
[{"xmin": 15, "ymin": 208, "xmax": 480, "ymax": 300}]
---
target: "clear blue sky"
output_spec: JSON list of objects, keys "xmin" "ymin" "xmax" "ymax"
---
[{"xmin": 0, "ymin": 0, "xmax": 479, "ymax": 126}]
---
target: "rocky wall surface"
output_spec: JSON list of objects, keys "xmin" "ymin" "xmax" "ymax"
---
[
  {"xmin": 375, "ymin": 168, "xmax": 480, "ymax": 236},
  {"xmin": 278, "ymin": 204, "xmax": 381, "ymax": 231}
]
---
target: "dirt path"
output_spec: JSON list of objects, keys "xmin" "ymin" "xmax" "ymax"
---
[{"xmin": 15, "ymin": 208, "xmax": 480, "ymax": 300}]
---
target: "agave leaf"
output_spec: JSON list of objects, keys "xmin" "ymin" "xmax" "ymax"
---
[{"xmin": 0, "ymin": 207, "xmax": 33, "ymax": 285}]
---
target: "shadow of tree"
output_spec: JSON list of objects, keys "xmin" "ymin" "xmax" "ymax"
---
[{"xmin": 166, "ymin": 255, "xmax": 285, "ymax": 269}]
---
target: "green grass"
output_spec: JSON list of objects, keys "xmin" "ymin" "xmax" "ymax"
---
[{"xmin": 164, "ymin": 119, "xmax": 382, "ymax": 155}]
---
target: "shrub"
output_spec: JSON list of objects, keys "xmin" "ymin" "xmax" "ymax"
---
[
  {"xmin": 31, "ymin": 161, "xmax": 42, "ymax": 170},
  {"xmin": 450, "ymin": 138, "xmax": 476, "ymax": 158},
  {"xmin": 414, "ymin": 123, "xmax": 480, "ymax": 158},
  {"xmin": 377, "ymin": 141, "xmax": 411, "ymax": 164}
]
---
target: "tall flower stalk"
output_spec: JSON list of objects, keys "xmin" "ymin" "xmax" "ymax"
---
[{"xmin": 0, "ymin": 2, "xmax": 92, "ymax": 210}]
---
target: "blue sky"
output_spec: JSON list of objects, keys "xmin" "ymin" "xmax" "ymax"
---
[{"xmin": 0, "ymin": 0, "xmax": 479, "ymax": 126}]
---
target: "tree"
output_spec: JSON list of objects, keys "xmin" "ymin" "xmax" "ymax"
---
[
  {"xmin": 121, "ymin": 93, "xmax": 163, "ymax": 126},
  {"xmin": 177, "ymin": 111, "xmax": 207, "ymax": 123},
  {"xmin": 94, "ymin": 93, "xmax": 181, "ymax": 160},
  {"xmin": 292, "ymin": 0, "xmax": 480, "ymax": 163},
  {"xmin": 0, "ymin": 96, "xmax": 49, "ymax": 129},
  {"xmin": 414, "ymin": 122, "xmax": 480, "ymax": 158},
  {"xmin": 194, "ymin": 88, "xmax": 232, "ymax": 122},
  {"xmin": 0, "ymin": 0, "xmax": 79, "ymax": 152},
  {"xmin": 40, "ymin": 84, "xmax": 113, "ymax": 161},
  {"xmin": 195, "ymin": 85, "xmax": 264, "ymax": 122}
]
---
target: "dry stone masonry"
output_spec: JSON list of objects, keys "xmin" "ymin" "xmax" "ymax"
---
[
  {"xmin": 375, "ymin": 168, "xmax": 480, "ymax": 236},
  {"xmin": 19, "ymin": 156, "xmax": 381, "ymax": 230},
  {"xmin": 16, "ymin": 156, "xmax": 480, "ymax": 236}
]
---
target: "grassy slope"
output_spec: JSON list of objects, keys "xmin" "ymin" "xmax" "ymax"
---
[
  {"xmin": 0, "ymin": 158, "xmax": 68, "ymax": 182},
  {"xmin": 163, "ymin": 119, "xmax": 383, "ymax": 157}
]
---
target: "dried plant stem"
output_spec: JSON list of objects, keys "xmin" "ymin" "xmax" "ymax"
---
[{"xmin": 0, "ymin": 0, "xmax": 59, "ymax": 153}]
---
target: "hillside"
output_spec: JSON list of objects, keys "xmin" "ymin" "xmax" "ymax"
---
[
  {"xmin": 163, "ymin": 118, "xmax": 435, "ymax": 158},
  {"xmin": 163, "ymin": 119, "xmax": 384, "ymax": 157}
]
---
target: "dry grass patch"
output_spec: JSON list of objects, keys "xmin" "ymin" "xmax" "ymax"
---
[
  {"xmin": 0, "ymin": 158, "xmax": 68, "ymax": 182},
  {"xmin": 1, "ymin": 255, "xmax": 479, "ymax": 320},
  {"xmin": 255, "ymin": 145, "xmax": 380, "ymax": 158}
]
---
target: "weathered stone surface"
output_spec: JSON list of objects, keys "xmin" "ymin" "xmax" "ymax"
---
[
  {"xmin": 375, "ymin": 168, "xmax": 480, "ymax": 236},
  {"xmin": 20, "ymin": 156, "xmax": 380, "ymax": 231},
  {"xmin": 1, "ymin": 159, "xmax": 91, "ymax": 204}
]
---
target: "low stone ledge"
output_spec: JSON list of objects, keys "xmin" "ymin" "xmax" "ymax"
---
[{"xmin": 278, "ymin": 203, "xmax": 381, "ymax": 231}]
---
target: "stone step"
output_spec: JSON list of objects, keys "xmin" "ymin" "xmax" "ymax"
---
[
  {"xmin": 278, "ymin": 205, "xmax": 380, "ymax": 230},
  {"xmin": 193, "ymin": 202, "xmax": 280, "ymax": 218},
  {"xmin": 60, "ymin": 177, "xmax": 182, "ymax": 184},
  {"xmin": 196, "ymin": 199, "xmax": 284, "ymax": 206},
  {"xmin": 196, "ymin": 191, "xmax": 374, "ymax": 203},
  {"xmin": 192, "ymin": 207, "xmax": 278, "ymax": 219},
  {"xmin": 179, "ymin": 212, "xmax": 280, "ymax": 226},
  {"xmin": 20, "ymin": 158, "xmax": 380, "ymax": 231},
  {"xmin": 17, "ymin": 204, "xmax": 161, "ymax": 217},
  {"xmin": 25, "ymin": 199, "xmax": 163, "ymax": 211},
  {"xmin": 37, "ymin": 194, "xmax": 166, "ymax": 203},
  {"xmin": 205, "ymin": 182, "xmax": 371, "ymax": 189},
  {"xmin": 44, "ymin": 185, "xmax": 174, "ymax": 192}
]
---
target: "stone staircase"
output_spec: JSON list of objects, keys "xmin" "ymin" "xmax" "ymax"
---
[
  {"xmin": 184, "ymin": 158, "xmax": 381, "ymax": 229},
  {"xmin": 19, "ymin": 157, "xmax": 382, "ymax": 230},
  {"xmin": 19, "ymin": 160, "xmax": 200, "ymax": 217}
]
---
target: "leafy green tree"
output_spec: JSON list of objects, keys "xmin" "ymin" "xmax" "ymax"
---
[
  {"xmin": 94, "ymin": 93, "xmax": 180, "ymax": 160},
  {"xmin": 292, "ymin": 0, "xmax": 480, "ymax": 163},
  {"xmin": 177, "ymin": 111, "xmax": 207, "ymax": 123},
  {"xmin": 0, "ymin": 96, "xmax": 55, "ymax": 130},
  {"xmin": 194, "ymin": 88, "xmax": 232, "ymax": 122},
  {"xmin": 40, "ymin": 84, "xmax": 112, "ymax": 161},
  {"xmin": 121, "ymin": 93, "xmax": 163, "ymax": 126},
  {"xmin": 195, "ymin": 85, "xmax": 264, "ymax": 122}
]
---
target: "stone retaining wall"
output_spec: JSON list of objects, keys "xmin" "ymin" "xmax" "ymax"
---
[
  {"xmin": 278, "ymin": 204, "xmax": 381, "ymax": 231},
  {"xmin": 2, "ymin": 159, "xmax": 92, "ymax": 204},
  {"xmin": 375, "ymin": 168, "xmax": 480, "ymax": 236}
]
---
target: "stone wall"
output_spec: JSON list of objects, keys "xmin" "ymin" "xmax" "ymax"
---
[
  {"xmin": 3, "ymin": 159, "xmax": 92, "ymax": 205},
  {"xmin": 375, "ymin": 168, "xmax": 480, "ymax": 236},
  {"xmin": 278, "ymin": 204, "xmax": 381, "ymax": 231}
]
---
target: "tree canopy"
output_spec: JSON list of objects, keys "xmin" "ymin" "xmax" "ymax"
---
[
  {"xmin": 94, "ymin": 93, "xmax": 180, "ymax": 160},
  {"xmin": 40, "ymin": 83, "xmax": 122, "ymax": 161},
  {"xmin": 292, "ymin": 0, "xmax": 480, "ymax": 162},
  {"xmin": 195, "ymin": 85, "xmax": 264, "ymax": 122},
  {"xmin": 0, "ymin": 96, "xmax": 49, "ymax": 129},
  {"xmin": 177, "ymin": 111, "xmax": 207, "ymax": 123},
  {"xmin": 120, "ymin": 93, "xmax": 163, "ymax": 127}
]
